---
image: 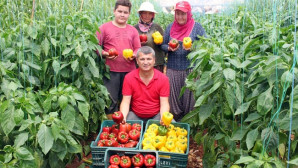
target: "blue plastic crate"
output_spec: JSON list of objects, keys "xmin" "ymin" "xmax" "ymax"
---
[
  {"xmin": 139, "ymin": 119, "xmax": 190, "ymax": 168},
  {"xmin": 104, "ymin": 149, "xmax": 159, "ymax": 168},
  {"xmin": 90, "ymin": 120, "xmax": 143, "ymax": 167}
]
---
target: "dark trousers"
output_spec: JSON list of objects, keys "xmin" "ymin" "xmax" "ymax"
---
[{"xmin": 103, "ymin": 71, "xmax": 127, "ymax": 114}]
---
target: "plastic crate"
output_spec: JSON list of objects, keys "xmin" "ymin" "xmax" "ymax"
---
[
  {"xmin": 104, "ymin": 149, "xmax": 159, "ymax": 168},
  {"xmin": 90, "ymin": 120, "xmax": 143, "ymax": 167},
  {"xmin": 139, "ymin": 119, "xmax": 190, "ymax": 168}
]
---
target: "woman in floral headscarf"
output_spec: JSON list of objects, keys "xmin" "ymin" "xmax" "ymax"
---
[
  {"xmin": 134, "ymin": 2, "xmax": 165, "ymax": 72},
  {"xmin": 161, "ymin": 1, "xmax": 206, "ymax": 121}
]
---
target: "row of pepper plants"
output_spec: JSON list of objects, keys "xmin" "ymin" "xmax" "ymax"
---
[
  {"xmin": 0, "ymin": 0, "xmax": 111, "ymax": 167},
  {"xmin": 183, "ymin": 3, "xmax": 298, "ymax": 168}
]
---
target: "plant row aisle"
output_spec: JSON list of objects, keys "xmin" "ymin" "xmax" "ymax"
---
[{"xmin": 0, "ymin": 0, "xmax": 298, "ymax": 167}]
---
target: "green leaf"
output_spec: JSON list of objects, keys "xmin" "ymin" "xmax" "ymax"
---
[
  {"xmin": 0, "ymin": 100, "xmax": 9, "ymax": 113},
  {"xmin": 235, "ymin": 101, "xmax": 252, "ymax": 115},
  {"xmin": 51, "ymin": 123, "xmax": 60, "ymax": 141},
  {"xmin": 246, "ymin": 128, "xmax": 259, "ymax": 150},
  {"xmin": 61, "ymin": 105, "xmax": 76, "ymax": 130},
  {"xmin": 257, "ymin": 86, "xmax": 273, "ymax": 115},
  {"xmin": 264, "ymin": 162, "xmax": 272, "ymax": 168},
  {"xmin": 71, "ymin": 59, "xmax": 79, "ymax": 72},
  {"xmin": 288, "ymin": 158, "xmax": 298, "ymax": 166},
  {"xmin": 231, "ymin": 127, "xmax": 248, "ymax": 141},
  {"xmin": 75, "ymin": 43, "xmax": 83, "ymax": 57},
  {"xmin": 58, "ymin": 95, "xmax": 68, "ymax": 110},
  {"xmin": 14, "ymin": 132, "xmax": 29, "ymax": 148},
  {"xmin": 181, "ymin": 108, "xmax": 199, "ymax": 124},
  {"xmin": 37, "ymin": 123, "xmax": 54, "ymax": 155},
  {"xmin": 1, "ymin": 106, "xmax": 16, "ymax": 136},
  {"xmin": 72, "ymin": 114, "xmax": 84, "ymax": 135},
  {"xmin": 88, "ymin": 64, "xmax": 99, "ymax": 78},
  {"xmin": 28, "ymin": 26, "xmax": 37, "ymax": 39},
  {"xmin": 41, "ymin": 38, "xmax": 50, "ymax": 56},
  {"xmin": 223, "ymin": 68, "xmax": 236, "ymax": 81},
  {"xmin": 78, "ymin": 102, "xmax": 89, "ymax": 121},
  {"xmin": 281, "ymin": 71, "xmax": 293, "ymax": 89},
  {"xmin": 52, "ymin": 60, "xmax": 60, "ymax": 74},
  {"xmin": 278, "ymin": 143, "xmax": 286, "ymax": 158},
  {"xmin": 199, "ymin": 104, "xmax": 213, "ymax": 125},
  {"xmin": 235, "ymin": 156, "xmax": 255, "ymax": 164},
  {"xmin": 50, "ymin": 38, "xmax": 57, "ymax": 46},
  {"xmin": 73, "ymin": 93, "xmax": 86, "ymax": 101},
  {"xmin": 15, "ymin": 147, "xmax": 34, "ymax": 160},
  {"xmin": 194, "ymin": 94, "xmax": 207, "ymax": 107},
  {"xmin": 62, "ymin": 47, "xmax": 72, "ymax": 55},
  {"xmin": 244, "ymin": 113, "xmax": 261, "ymax": 122},
  {"xmin": 247, "ymin": 160, "xmax": 265, "ymax": 168}
]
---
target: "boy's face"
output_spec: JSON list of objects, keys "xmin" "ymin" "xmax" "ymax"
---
[{"xmin": 114, "ymin": 5, "xmax": 130, "ymax": 25}]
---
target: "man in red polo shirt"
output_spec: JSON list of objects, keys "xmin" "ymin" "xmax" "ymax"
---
[{"xmin": 120, "ymin": 46, "xmax": 170, "ymax": 123}]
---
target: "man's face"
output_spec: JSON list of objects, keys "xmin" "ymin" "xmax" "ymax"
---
[
  {"xmin": 114, "ymin": 5, "xmax": 130, "ymax": 25},
  {"xmin": 137, "ymin": 52, "xmax": 155, "ymax": 71}
]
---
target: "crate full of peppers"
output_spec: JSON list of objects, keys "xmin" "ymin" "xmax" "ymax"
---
[
  {"xmin": 90, "ymin": 111, "xmax": 143, "ymax": 167},
  {"xmin": 104, "ymin": 149, "xmax": 158, "ymax": 168},
  {"xmin": 139, "ymin": 112, "xmax": 190, "ymax": 168}
]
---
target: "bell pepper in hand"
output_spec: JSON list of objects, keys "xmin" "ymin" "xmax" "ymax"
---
[
  {"xmin": 123, "ymin": 49, "xmax": 133, "ymax": 59},
  {"xmin": 144, "ymin": 154, "xmax": 156, "ymax": 167},
  {"xmin": 183, "ymin": 37, "xmax": 192, "ymax": 49},
  {"xmin": 152, "ymin": 31, "xmax": 163, "ymax": 45},
  {"xmin": 120, "ymin": 156, "xmax": 131, "ymax": 168},
  {"xmin": 112, "ymin": 111, "xmax": 123, "ymax": 124},
  {"xmin": 109, "ymin": 154, "xmax": 120, "ymax": 165},
  {"xmin": 132, "ymin": 153, "xmax": 144, "ymax": 167},
  {"xmin": 161, "ymin": 112, "xmax": 173, "ymax": 126}
]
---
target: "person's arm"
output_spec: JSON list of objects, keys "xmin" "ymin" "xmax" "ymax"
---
[
  {"xmin": 161, "ymin": 24, "xmax": 171, "ymax": 53},
  {"xmin": 159, "ymin": 96, "xmax": 170, "ymax": 118},
  {"xmin": 120, "ymin": 95, "xmax": 132, "ymax": 121},
  {"xmin": 96, "ymin": 24, "xmax": 117, "ymax": 59}
]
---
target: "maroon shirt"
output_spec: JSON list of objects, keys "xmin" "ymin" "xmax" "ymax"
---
[
  {"xmin": 96, "ymin": 21, "xmax": 141, "ymax": 72},
  {"xmin": 122, "ymin": 68, "xmax": 170, "ymax": 118}
]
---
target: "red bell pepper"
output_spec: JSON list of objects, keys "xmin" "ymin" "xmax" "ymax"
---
[
  {"xmin": 119, "ymin": 123, "xmax": 132, "ymax": 133},
  {"xmin": 124, "ymin": 141, "xmax": 137, "ymax": 148},
  {"xmin": 99, "ymin": 132, "xmax": 109, "ymax": 140},
  {"xmin": 102, "ymin": 126, "xmax": 111, "ymax": 133},
  {"xmin": 144, "ymin": 154, "xmax": 156, "ymax": 167},
  {"xmin": 109, "ymin": 154, "xmax": 121, "ymax": 165},
  {"xmin": 132, "ymin": 123, "xmax": 142, "ymax": 131},
  {"xmin": 105, "ymin": 140, "xmax": 114, "ymax": 147},
  {"xmin": 120, "ymin": 156, "xmax": 131, "ymax": 168},
  {"xmin": 111, "ymin": 124, "xmax": 119, "ymax": 135},
  {"xmin": 132, "ymin": 153, "xmax": 144, "ymax": 167},
  {"xmin": 117, "ymin": 144, "xmax": 125, "ymax": 148},
  {"xmin": 97, "ymin": 140, "xmax": 105, "ymax": 147},
  {"xmin": 108, "ymin": 133, "xmax": 117, "ymax": 140},
  {"xmin": 117, "ymin": 132, "xmax": 129, "ymax": 144},
  {"xmin": 128, "ymin": 129, "xmax": 140, "ymax": 141},
  {"xmin": 112, "ymin": 111, "xmax": 123, "ymax": 124},
  {"xmin": 108, "ymin": 165, "xmax": 119, "ymax": 168}
]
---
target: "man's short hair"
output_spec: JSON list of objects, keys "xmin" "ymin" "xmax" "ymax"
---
[
  {"xmin": 136, "ymin": 46, "xmax": 155, "ymax": 59},
  {"xmin": 115, "ymin": 0, "xmax": 132, "ymax": 12}
]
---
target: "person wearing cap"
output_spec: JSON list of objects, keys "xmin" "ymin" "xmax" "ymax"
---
[
  {"xmin": 96, "ymin": 0, "xmax": 141, "ymax": 119},
  {"xmin": 134, "ymin": 2, "xmax": 165, "ymax": 73},
  {"xmin": 161, "ymin": 1, "xmax": 206, "ymax": 121}
]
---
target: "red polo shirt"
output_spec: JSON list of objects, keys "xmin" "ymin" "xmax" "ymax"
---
[{"xmin": 122, "ymin": 68, "xmax": 170, "ymax": 118}]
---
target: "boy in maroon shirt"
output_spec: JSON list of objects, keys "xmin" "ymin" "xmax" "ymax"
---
[
  {"xmin": 120, "ymin": 46, "xmax": 170, "ymax": 123},
  {"xmin": 96, "ymin": 0, "xmax": 141, "ymax": 119}
]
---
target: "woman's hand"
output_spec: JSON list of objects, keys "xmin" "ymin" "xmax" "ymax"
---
[{"xmin": 168, "ymin": 43, "xmax": 180, "ymax": 52}]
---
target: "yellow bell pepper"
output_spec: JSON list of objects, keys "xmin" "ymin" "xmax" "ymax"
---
[
  {"xmin": 122, "ymin": 49, "xmax": 133, "ymax": 59},
  {"xmin": 177, "ymin": 135, "xmax": 188, "ymax": 143},
  {"xmin": 142, "ymin": 137, "xmax": 154, "ymax": 147},
  {"xmin": 170, "ymin": 147, "xmax": 184, "ymax": 154},
  {"xmin": 148, "ymin": 124, "xmax": 159, "ymax": 134},
  {"xmin": 168, "ymin": 124, "xmax": 175, "ymax": 130},
  {"xmin": 144, "ymin": 132, "xmax": 156, "ymax": 139},
  {"xmin": 183, "ymin": 37, "xmax": 192, "ymax": 49},
  {"xmin": 176, "ymin": 141, "xmax": 187, "ymax": 152},
  {"xmin": 167, "ymin": 135, "xmax": 177, "ymax": 142},
  {"xmin": 167, "ymin": 130, "xmax": 177, "ymax": 137},
  {"xmin": 176, "ymin": 128, "xmax": 188, "ymax": 137},
  {"xmin": 159, "ymin": 147, "xmax": 169, "ymax": 152},
  {"xmin": 153, "ymin": 136, "xmax": 166, "ymax": 149},
  {"xmin": 152, "ymin": 31, "xmax": 163, "ymax": 45},
  {"xmin": 143, "ymin": 144, "xmax": 156, "ymax": 150},
  {"xmin": 165, "ymin": 140, "xmax": 175, "ymax": 151},
  {"xmin": 173, "ymin": 127, "xmax": 181, "ymax": 133},
  {"xmin": 161, "ymin": 112, "xmax": 173, "ymax": 126}
]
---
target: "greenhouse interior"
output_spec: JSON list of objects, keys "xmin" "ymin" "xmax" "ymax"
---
[{"xmin": 0, "ymin": 0, "xmax": 297, "ymax": 167}]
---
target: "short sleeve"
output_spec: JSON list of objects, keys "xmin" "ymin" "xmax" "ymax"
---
[
  {"xmin": 122, "ymin": 75, "xmax": 132, "ymax": 96},
  {"xmin": 159, "ymin": 75, "xmax": 170, "ymax": 97}
]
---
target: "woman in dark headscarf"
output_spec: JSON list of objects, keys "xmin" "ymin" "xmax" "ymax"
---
[{"xmin": 161, "ymin": 1, "xmax": 206, "ymax": 121}]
